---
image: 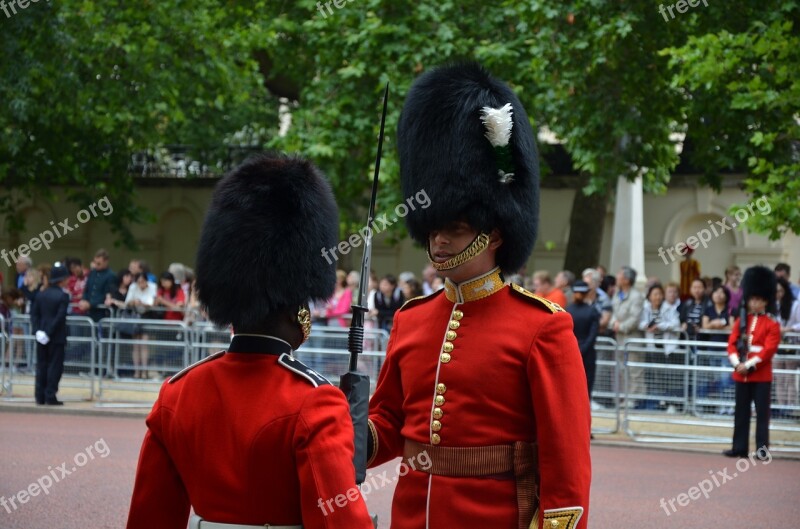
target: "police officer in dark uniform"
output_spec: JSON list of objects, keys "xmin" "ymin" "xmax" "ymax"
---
[
  {"xmin": 126, "ymin": 153, "xmax": 374, "ymax": 529},
  {"xmin": 567, "ymin": 280, "xmax": 600, "ymax": 403},
  {"xmin": 31, "ymin": 264, "xmax": 71, "ymax": 405}
]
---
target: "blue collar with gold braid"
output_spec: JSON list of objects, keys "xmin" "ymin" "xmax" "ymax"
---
[{"xmin": 443, "ymin": 267, "xmax": 505, "ymax": 304}]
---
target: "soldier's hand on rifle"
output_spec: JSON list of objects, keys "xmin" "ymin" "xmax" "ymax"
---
[{"xmin": 735, "ymin": 364, "xmax": 749, "ymax": 375}]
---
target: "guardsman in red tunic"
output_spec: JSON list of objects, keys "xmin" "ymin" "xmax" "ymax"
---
[
  {"xmin": 724, "ymin": 265, "xmax": 781, "ymax": 459},
  {"xmin": 367, "ymin": 63, "xmax": 591, "ymax": 529},
  {"xmin": 126, "ymin": 154, "xmax": 374, "ymax": 529}
]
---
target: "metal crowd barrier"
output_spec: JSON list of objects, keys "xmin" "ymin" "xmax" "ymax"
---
[
  {"xmin": 2, "ymin": 315, "xmax": 97, "ymax": 402},
  {"xmin": 94, "ymin": 318, "xmax": 191, "ymax": 405},
  {"xmin": 622, "ymin": 335, "xmax": 800, "ymax": 452},
  {"xmin": 4, "ymin": 306, "xmax": 800, "ymax": 454},
  {"xmin": 295, "ymin": 327, "xmax": 390, "ymax": 392},
  {"xmin": 591, "ymin": 336, "xmax": 621, "ymax": 434},
  {"xmin": 190, "ymin": 321, "xmax": 232, "ymax": 361}
]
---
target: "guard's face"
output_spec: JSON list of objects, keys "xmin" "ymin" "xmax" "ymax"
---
[
  {"xmin": 428, "ymin": 221, "xmax": 502, "ymax": 283},
  {"xmin": 428, "ymin": 221, "xmax": 478, "ymax": 264},
  {"xmin": 748, "ymin": 296, "xmax": 767, "ymax": 314}
]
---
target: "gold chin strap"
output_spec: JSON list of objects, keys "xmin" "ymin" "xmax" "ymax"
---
[
  {"xmin": 428, "ymin": 233, "xmax": 491, "ymax": 271},
  {"xmin": 296, "ymin": 307, "xmax": 311, "ymax": 344}
]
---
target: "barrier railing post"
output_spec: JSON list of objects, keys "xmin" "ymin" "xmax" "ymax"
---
[{"xmin": 0, "ymin": 315, "xmax": 7, "ymax": 397}]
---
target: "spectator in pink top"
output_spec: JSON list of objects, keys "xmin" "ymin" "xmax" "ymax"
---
[{"xmin": 326, "ymin": 269, "xmax": 352, "ymax": 327}]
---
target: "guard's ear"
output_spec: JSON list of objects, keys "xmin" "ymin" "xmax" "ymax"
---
[{"xmin": 488, "ymin": 228, "xmax": 503, "ymax": 251}]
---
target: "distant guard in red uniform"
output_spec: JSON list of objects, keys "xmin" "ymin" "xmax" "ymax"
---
[
  {"xmin": 126, "ymin": 154, "xmax": 374, "ymax": 529},
  {"xmin": 367, "ymin": 63, "xmax": 591, "ymax": 529},
  {"xmin": 724, "ymin": 265, "xmax": 781, "ymax": 459}
]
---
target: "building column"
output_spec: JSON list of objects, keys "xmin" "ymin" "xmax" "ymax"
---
[{"xmin": 610, "ymin": 175, "xmax": 647, "ymax": 289}]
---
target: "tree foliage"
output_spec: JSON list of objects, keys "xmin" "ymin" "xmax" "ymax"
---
[
  {"xmin": 663, "ymin": 7, "xmax": 800, "ymax": 239},
  {"xmin": 1, "ymin": 0, "xmax": 278, "ymax": 246},
  {"xmin": 2, "ymin": 0, "xmax": 797, "ymax": 257}
]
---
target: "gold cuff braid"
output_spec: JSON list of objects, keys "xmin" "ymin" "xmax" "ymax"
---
[
  {"xmin": 366, "ymin": 419, "xmax": 379, "ymax": 467},
  {"xmin": 428, "ymin": 233, "xmax": 491, "ymax": 271}
]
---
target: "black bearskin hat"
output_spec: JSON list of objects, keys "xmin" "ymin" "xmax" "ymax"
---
[
  {"xmin": 397, "ymin": 62, "xmax": 539, "ymax": 273},
  {"xmin": 741, "ymin": 265, "xmax": 777, "ymax": 313},
  {"xmin": 195, "ymin": 153, "xmax": 338, "ymax": 330}
]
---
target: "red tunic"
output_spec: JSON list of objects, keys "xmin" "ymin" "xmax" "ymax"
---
[
  {"xmin": 126, "ymin": 334, "xmax": 373, "ymax": 529},
  {"xmin": 727, "ymin": 313, "xmax": 781, "ymax": 383},
  {"xmin": 368, "ymin": 268, "xmax": 591, "ymax": 529}
]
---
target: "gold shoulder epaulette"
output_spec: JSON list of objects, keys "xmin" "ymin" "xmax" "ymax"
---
[
  {"xmin": 169, "ymin": 351, "xmax": 225, "ymax": 384},
  {"xmin": 509, "ymin": 283, "xmax": 564, "ymax": 313},
  {"xmin": 400, "ymin": 289, "xmax": 443, "ymax": 311}
]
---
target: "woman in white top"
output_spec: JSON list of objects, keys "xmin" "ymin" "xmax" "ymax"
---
[
  {"xmin": 639, "ymin": 283, "xmax": 684, "ymax": 412},
  {"xmin": 639, "ymin": 284, "xmax": 682, "ymax": 354},
  {"xmin": 125, "ymin": 273, "xmax": 157, "ymax": 378}
]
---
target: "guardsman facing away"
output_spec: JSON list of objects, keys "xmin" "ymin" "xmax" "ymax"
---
[{"xmin": 126, "ymin": 153, "xmax": 374, "ymax": 529}]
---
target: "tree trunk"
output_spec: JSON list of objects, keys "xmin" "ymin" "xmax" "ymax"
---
[{"xmin": 563, "ymin": 175, "xmax": 609, "ymax": 274}]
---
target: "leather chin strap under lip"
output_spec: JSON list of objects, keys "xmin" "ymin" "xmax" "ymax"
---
[{"xmin": 427, "ymin": 232, "xmax": 491, "ymax": 271}]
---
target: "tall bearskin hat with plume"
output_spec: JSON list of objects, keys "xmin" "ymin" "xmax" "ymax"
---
[
  {"xmin": 397, "ymin": 62, "xmax": 540, "ymax": 273},
  {"xmin": 195, "ymin": 153, "xmax": 339, "ymax": 331},
  {"xmin": 741, "ymin": 265, "xmax": 778, "ymax": 314}
]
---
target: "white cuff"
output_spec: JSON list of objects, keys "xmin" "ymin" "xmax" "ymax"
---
[
  {"xmin": 744, "ymin": 357, "xmax": 761, "ymax": 370},
  {"xmin": 728, "ymin": 354, "xmax": 741, "ymax": 368}
]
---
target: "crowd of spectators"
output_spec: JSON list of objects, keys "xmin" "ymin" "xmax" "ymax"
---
[
  {"xmin": 551, "ymin": 262, "xmax": 800, "ymax": 417},
  {"xmin": 1, "ymin": 248, "xmax": 201, "ymax": 379},
  {"xmin": 308, "ymin": 265, "xmax": 441, "ymax": 334},
  {"xmin": 3, "ymin": 249, "xmax": 799, "ymax": 412}
]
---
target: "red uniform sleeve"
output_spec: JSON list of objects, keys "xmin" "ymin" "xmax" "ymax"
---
[
  {"xmin": 727, "ymin": 317, "xmax": 742, "ymax": 355},
  {"xmin": 294, "ymin": 385, "xmax": 374, "ymax": 529},
  {"xmin": 126, "ymin": 398, "xmax": 190, "ymax": 529},
  {"xmin": 528, "ymin": 311, "xmax": 592, "ymax": 529},
  {"xmin": 755, "ymin": 319, "xmax": 781, "ymax": 367},
  {"xmin": 366, "ymin": 318, "xmax": 406, "ymax": 467}
]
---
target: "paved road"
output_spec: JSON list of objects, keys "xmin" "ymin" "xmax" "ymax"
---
[{"xmin": 1, "ymin": 410, "xmax": 798, "ymax": 528}]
